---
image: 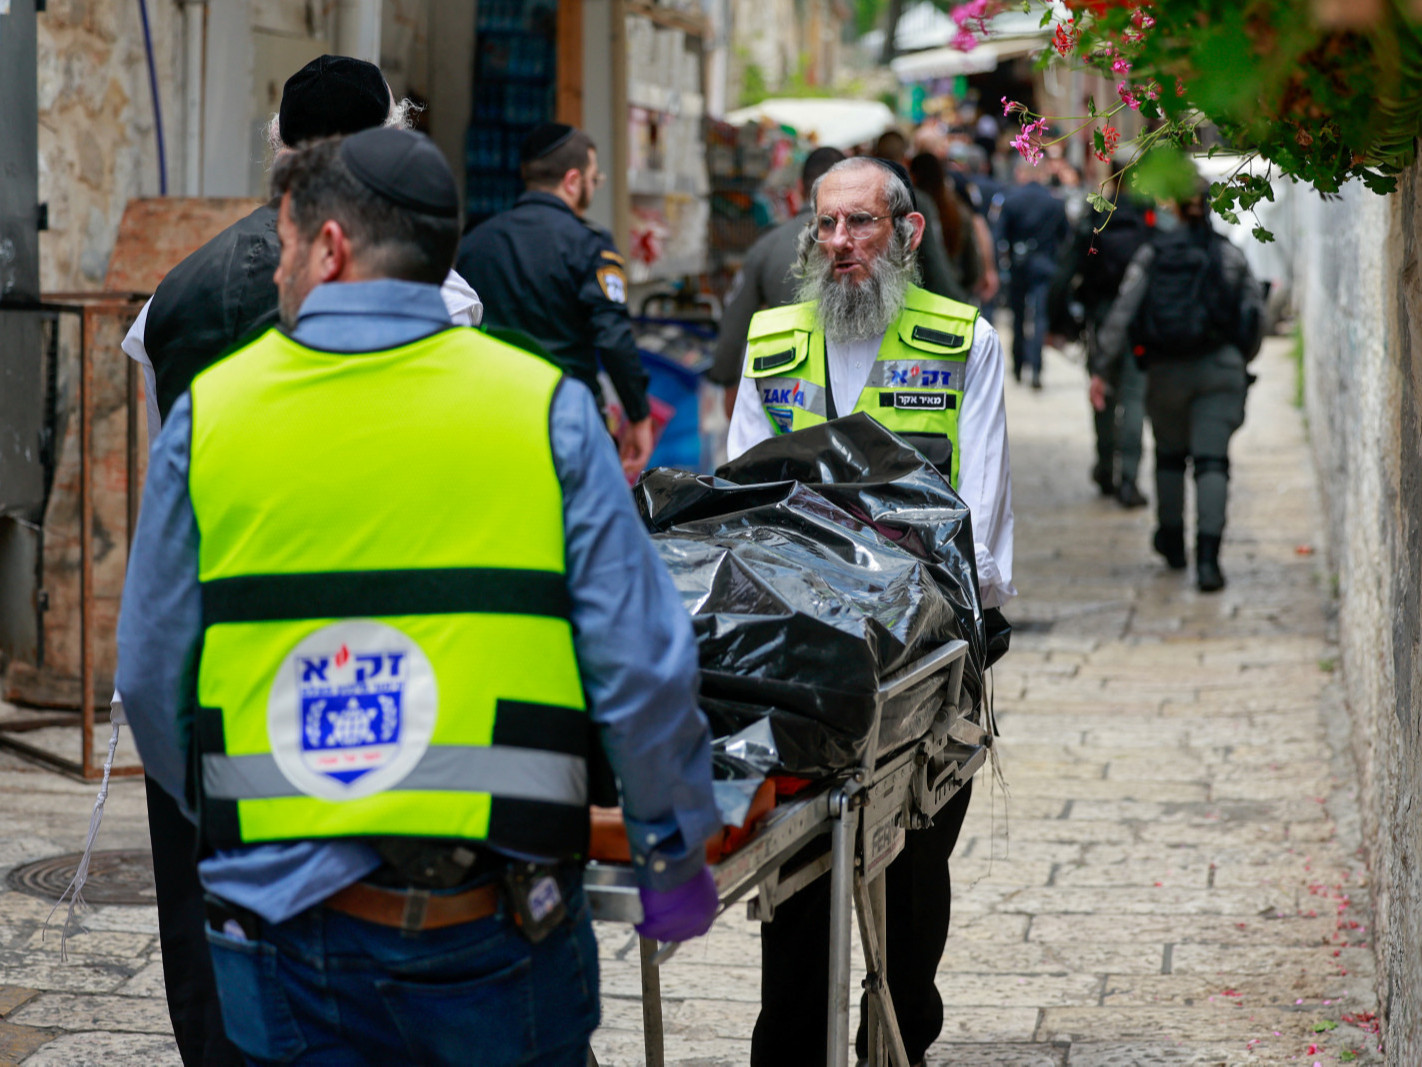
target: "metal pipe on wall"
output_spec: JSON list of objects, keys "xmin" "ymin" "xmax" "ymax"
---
[{"xmin": 182, "ymin": 0, "xmax": 206, "ymax": 196}]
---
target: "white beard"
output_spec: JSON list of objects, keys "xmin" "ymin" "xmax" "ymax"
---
[{"xmin": 796, "ymin": 239, "xmax": 917, "ymax": 343}]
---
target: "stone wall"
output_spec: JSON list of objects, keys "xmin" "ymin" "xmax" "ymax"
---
[
  {"xmin": 1295, "ymin": 164, "xmax": 1422, "ymax": 1061},
  {"xmin": 37, "ymin": 0, "xmax": 181, "ymax": 292}
]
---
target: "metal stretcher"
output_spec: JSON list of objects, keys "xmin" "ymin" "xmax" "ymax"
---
[{"xmin": 584, "ymin": 638, "xmax": 988, "ymax": 1067}]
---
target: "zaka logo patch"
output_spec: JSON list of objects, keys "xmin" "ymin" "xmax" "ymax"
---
[{"xmin": 267, "ymin": 620, "xmax": 437, "ymax": 801}]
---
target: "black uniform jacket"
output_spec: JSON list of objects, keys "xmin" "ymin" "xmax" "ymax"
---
[
  {"xmin": 143, "ymin": 201, "xmax": 282, "ymax": 423},
  {"xmin": 456, "ymin": 191, "xmax": 649, "ymax": 423}
]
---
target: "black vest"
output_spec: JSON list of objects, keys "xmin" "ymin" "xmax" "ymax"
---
[{"xmin": 143, "ymin": 202, "xmax": 281, "ymax": 421}]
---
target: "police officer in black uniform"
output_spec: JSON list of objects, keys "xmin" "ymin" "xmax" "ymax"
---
[{"xmin": 457, "ymin": 124, "xmax": 654, "ymax": 478}]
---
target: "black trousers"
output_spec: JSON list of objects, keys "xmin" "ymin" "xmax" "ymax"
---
[
  {"xmin": 146, "ymin": 776, "xmax": 244, "ymax": 1067},
  {"xmin": 751, "ymin": 780, "xmax": 974, "ymax": 1066}
]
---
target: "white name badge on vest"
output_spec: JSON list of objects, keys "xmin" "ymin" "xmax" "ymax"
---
[
  {"xmin": 268, "ymin": 620, "xmax": 438, "ymax": 801},
  {"xmin": 880, "ymin": 391, "xmax": 952, "ymax": 411}
]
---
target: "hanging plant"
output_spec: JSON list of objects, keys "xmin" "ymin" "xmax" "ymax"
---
[{"xmin": 961, "ymin": 0, "xmax": 1422, "ymax": 236}]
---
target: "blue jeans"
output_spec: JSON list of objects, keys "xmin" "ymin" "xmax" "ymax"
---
[
  {"xmin": 1008, "ymin": 255, "xmax": 1054, "ymax": 379},
  {"xmin": 206, "ymin": 880, "xmax": 600, "ymax": 1066}
]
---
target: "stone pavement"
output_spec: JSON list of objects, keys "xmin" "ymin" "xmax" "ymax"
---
[{"xmin": 0, "ymin": 333, "xmax": 1381, "ymax": 1065}]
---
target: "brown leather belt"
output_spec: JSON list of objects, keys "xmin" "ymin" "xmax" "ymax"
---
[{"xmin": 325, "ymin": 880, "xmax": 501, "ymax": 932}]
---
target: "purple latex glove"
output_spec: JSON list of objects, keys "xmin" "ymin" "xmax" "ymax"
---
[{"xmin": 635, "ymin": 865, "xmax": 718, "ymax": 943}]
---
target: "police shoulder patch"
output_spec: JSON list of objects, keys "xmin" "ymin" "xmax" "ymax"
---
[{"xmin": 597, "ymin": 264, "xmax": 627, "ymax": 304}]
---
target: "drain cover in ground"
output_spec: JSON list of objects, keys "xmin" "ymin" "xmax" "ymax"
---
[{"xmin": 7, "ymin": 850, "xmax": 156, "ymax": 906}]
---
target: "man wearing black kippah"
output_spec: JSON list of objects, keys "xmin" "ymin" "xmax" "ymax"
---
[
  {"xmin": 456, "ymin": 123, "xmax": 655, "ymax": 479},
  {"xmin": 116, "ymin": 127, "xmax": 721, "ymax": 1065},
  {"xmin": 114, "ymin": 54, "xmax": 480, "ymax": 1067}
]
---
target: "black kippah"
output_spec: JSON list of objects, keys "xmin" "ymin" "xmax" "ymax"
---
[
  {"xmin": 866, "ymin": 157, "xmax": 919, "ymax": 213},
  {"xmin": 521, "ymin": 123, "xmax": 576, "ymax": 163},
  {"xmin": 279, "ymin": 55, "xmax": 391, "ymax": 147},
  {"xmin": 339, "ymin": 128, "xmax": 460, "ymax": 218}
]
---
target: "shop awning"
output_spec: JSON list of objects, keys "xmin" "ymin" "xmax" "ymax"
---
[
  {"xmin": 890, "ymin": 36, "xmax": 1045, "ymax": 83},
  {"xmin": 723, "ymin": 98, "xmax": 900, "ymax": 150}
]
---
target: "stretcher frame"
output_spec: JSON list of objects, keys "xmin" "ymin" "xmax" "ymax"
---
[{"xmin": 584, "ymin": 638, "xmax": 988, "ymax": 1067}]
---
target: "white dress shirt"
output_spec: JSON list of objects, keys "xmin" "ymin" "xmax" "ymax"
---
[
  {"xmin": 120, "ymin": 268, "xmax": 483, "ymax": 440},
  {"xmin": 728, "ymin": 318, "xmax": 1016, "ymax": 608}
]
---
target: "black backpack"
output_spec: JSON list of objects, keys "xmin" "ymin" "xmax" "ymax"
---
[
  {"xmin": 1079, "ymin": 202, "xmax": 1150, "ymax": 307},
  {"xmin": 1131, "ymin": 229, "xmax": 1234, "ymax": 360}
]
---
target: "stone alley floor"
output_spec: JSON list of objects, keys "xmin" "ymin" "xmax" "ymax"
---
[{"xmin": 0, "ymin": 333, "xmax": 1383, "ymax": 1065}]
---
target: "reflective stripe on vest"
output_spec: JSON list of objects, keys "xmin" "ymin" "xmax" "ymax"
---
[
  {"xmin": 744, "ymin": 286, "xmax": 978, "ymax": 487},
  {"xmin": 188, "ymin": 326, "xmax": 590, "ymax": 859}
]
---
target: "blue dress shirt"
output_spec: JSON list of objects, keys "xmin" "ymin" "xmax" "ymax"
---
[{"xmin": 116, "ymin": 279, "xmax": 720, "ymax": 923}]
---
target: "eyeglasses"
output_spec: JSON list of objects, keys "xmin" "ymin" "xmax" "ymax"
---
[{"xmin": 811, "ymin": 212, "xmax": 899, "ymax": 242}]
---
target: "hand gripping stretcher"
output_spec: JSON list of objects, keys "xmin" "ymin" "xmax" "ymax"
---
[{"xmin": 584, "ymin": 638, "xmax": 987, "ymax": 1067}]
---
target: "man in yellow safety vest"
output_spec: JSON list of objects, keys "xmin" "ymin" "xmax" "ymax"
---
[
  {"xmin": 728, "ymin": 155, "xmax": 1015, "ymax": 1067},
  {"xmin": 118, "ymin": 127, "xmax": 721, "ymax": 1065}
]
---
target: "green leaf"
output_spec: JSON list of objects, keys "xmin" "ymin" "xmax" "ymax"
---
[
  {"xmin": 1022, "ymin": 0, "xmax": 1031, "ymax": 11},
  {"xmin": 1314, "ymin": 1020, "xmax": 1339, "ymax": 1033},
  {"xmin": 1093, "ymin": 128, "xmax": 1107, "ymax": 155},
  {"xmin": 1087, "ymin": 96, "xmax": 1097, "ymax": 118},
  {"xmin": 1251, "ymin": 226, "xmax": 1276, "ymax": 243},
  {"xmin": 1039, "ymin": 8, "xmax": 1053, "ymax": 27},
  {"xmin": 1130, "ymin": 145, "xmax": 1200, "ymax": 203},
  {"xmin": 1086, "ymin": 191, "xmax": 1111, "ymax": 212},
  {"xmin": 1341, "ymin": 1049, "xmax": 1359, "ymax": 1061}
]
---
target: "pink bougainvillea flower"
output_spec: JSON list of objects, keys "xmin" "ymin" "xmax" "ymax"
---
[
  {"xmin": 1001, "ymin": 96, "xmax": 1028, "ymax": 116},
  {"xmin": 1117, "ymin": 80, "xmax": 1141, "ymax": 109},
  {"xmin": 1131, "ymin": 7, "xmax": 1155, "ymax": 29},
  {"xmin": 1010, "ymin": 118, "xmax": 1047, "ymax": 165},
  {"xmin": 1112, "ymin": 58, "xmax": 1132, "ymax": 74},
  {"xmin": 952, "ymin": 27, "xmax": 979, "ymax": 51},
  {"xmin": 953, "ymin": 0, "xmax": 992, "ymax": 22}
]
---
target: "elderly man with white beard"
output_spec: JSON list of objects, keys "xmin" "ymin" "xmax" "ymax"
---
[{"xmin": 727, "ymin": 155, "xmax": 1015, "ymax": 1067}]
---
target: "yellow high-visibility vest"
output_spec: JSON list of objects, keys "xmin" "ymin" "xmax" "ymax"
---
[
  {"xmin": 744, "ymin": 285, "xmax": 978, "ymax": 486},
  {"xmin": 188, "ymin": 325, "xmax": 590, "ymax": 859}
]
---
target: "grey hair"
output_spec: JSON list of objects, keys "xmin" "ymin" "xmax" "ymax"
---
[
  {"xmin": 806, "ymin": 157, "xmax": 915, "ymax": 217},
  {"xmin": 264, "ymin": 89, "xmax": 422, "ymax": 158},
  {"xmin": 794, "ymin": 157, "xmax": 918, "ymax": 278}
]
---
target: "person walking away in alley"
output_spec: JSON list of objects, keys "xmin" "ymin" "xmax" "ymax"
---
[
  {"xmin": 872, "ymin": 130, "xmax": 971, "ymax": 304},
  {"xmin": 456, "ymin": 123, "xmax": 656, "ymax": 480},
  {"xmin": 115, "ymin": 54, "xmax": 481, "ymax": 1067},
  {"xmin": 1047, "ymin": 177, "xmax": 1155, "ymax": 506},
  {"xmin": 116, "ymin": 128, "xmax": 722, "ymax": 1064},
  {"xmin": 1093, "ymin": 187, "xmax": 1265, "ymax": 592},
  {"xmin": 941, "ymin": 140, "xmax": 1003, "ymax": 308},
  {"xmin": 998, "ymin": 158, "xmax": 1069, "ymax": 388},
  {"xmin": 909, "ymin": 150, "xmax": 984, "ymax": 307},
  {"xmin": 709, "ymin": 146, "xmax": 846, "ymax": 416},
  {"xmin": 727, "ymin": 155, "xmax": 1015, "ymax": 1067}
]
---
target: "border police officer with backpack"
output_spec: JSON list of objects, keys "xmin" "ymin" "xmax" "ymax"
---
[
  {"xmin": 1093, "ymin": 187, "xmax": 1264, "ymax": 592},
  {"xmin": 1048, "ymin": 182, "xmax": 1154, "ymax": 507}
]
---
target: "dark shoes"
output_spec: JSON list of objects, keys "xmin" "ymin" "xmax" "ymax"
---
[
  {"xmin": 1196, "ymin": 534, "xmax": 1226, "ymax": 592},
  {"xmin": 1153, "ymin": 528, "xmax": 1226, "ymax": 589},
  {"xmin": 1116, "ymin": 480, "xmax": 1148, "ymax": 508},
  {"xmin": 1092, "ymin": 463, "xmax": 1116, "ymax": 496},
  {"xmin": 1031, "ymin": 371, "xmax": 1043, "ymax": 391},
  {"xmin": 1152, "ymin": 525, "xmax": 1188, "ymax": 570}
]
